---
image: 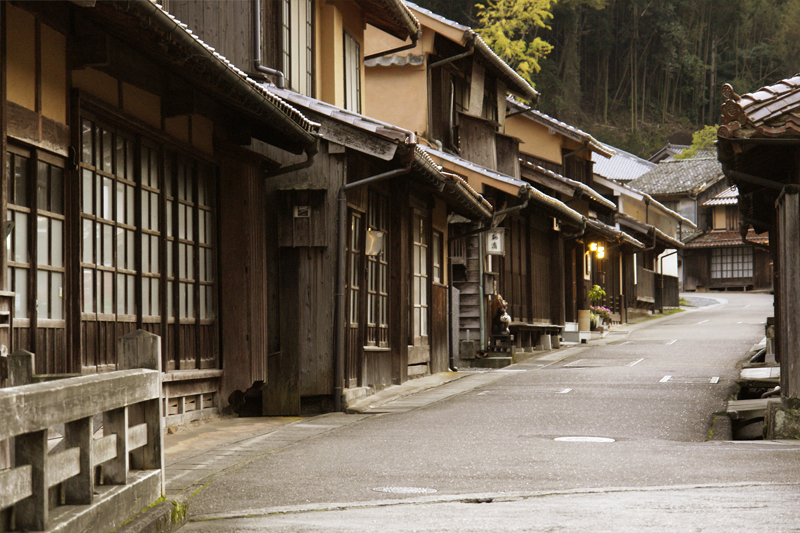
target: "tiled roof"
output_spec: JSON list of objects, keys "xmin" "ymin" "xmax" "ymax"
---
[
  {"xmin": 592, "ymin": 147, "xmax": 655, "ymax": 181},
  {"xmin": 585, "ymin": 218, "xmax": 644, "ymax": 249},
  {"xmin": 684, "ymin": 229, "xmax": 769, "ymax": 248},
  {"xmin": 358, "ymin": 0, "xmax": 421, "ymax": 41},
  {"xmin": 628, "ymin": 157, "xmax": 724, "ymax": 196},
  {"xmin": 719, "ymin": 75, "xmax": 800, "ymax": 139},
  {"xmin": 421, "ymin": 146, "xmax": 585, "ymax": 227},
  {"xmin": 365, "ymin": 53, "xmax": 425, "ymax": 67},
  {"xmin": 702, "ymin": 186, "xmax": 738, "ymax": 206},
  {"xmin": 508, "ymin": 97, "xmax": 613, "ymax": 158},
  {"xmin": 265, "ymin": 85, "xmax": 492, "ymax": 219},
  {"xmin": 404, "ymin": 2, "xmax": 538, "ymax": 103},
  {"xmin": 520, "ymin": 160, "xmax": 617, "ymax": 211}
]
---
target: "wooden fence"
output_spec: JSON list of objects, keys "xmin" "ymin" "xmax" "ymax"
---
[
  {"xmin": 636, "ymin": 267, "xmax": 656, "ymax": 303},
  {"xmin": 655, "ymin": 273, "xmax": 680, "ymax": 310},
  {"xmin": 0, "ymin": 331, "xmax": 163, "ymax": 532}
]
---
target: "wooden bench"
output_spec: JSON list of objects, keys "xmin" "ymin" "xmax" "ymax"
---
[{"xmin": 508, "ymin": 322, "xmax": 564, "ymax": 352}]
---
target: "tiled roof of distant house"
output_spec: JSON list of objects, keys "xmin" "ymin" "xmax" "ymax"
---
[
  {"xmin": 592, "ymin": 147, "xmax": 655, "ymax": 181},
  {"xmin": 628, "ymin": 157, "xmax": 725, "ymax": 196},
  {"xmin": 684, "ymin": 229, "xmax": 768, "ymax": 248},
  {"xmin": 702, "ymin": 186, "xmax": 738, "ymax": 206},
  {"xmin": 719, "ymin": 75, "xmax": 800, "ymax": 139}
]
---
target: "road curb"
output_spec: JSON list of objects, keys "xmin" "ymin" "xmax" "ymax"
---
[{"xmin": 114, "ymin": 496, "xmax": 189, "ymax": 533}]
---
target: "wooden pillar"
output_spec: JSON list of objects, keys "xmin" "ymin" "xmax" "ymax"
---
[
  {"xmin": 550, "ymin": 231, "xmax": 565, "ymax": 325},
  {"xmin": 15, "ymin": 430, "xmax": 47, "ymax": 530},
  {"xmin": 390, "ymin": 181, "xmax": 408, "ymax": 384},
  {"xmin": 102, "ymin": 407, "xmax": 128, "ymax": 485},
  {"xmin": 8, "ymin": 349, "xmax": 34, "ymax": 386},
  {"xmin": 776, "ymin": 190, "xmax": 800, "ymax": 400},
  {"xmin": 63, "ymin": 416, "xmax": 93, "ymax": 504}
]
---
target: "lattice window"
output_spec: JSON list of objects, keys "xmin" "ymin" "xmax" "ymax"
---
[{"xmin": 711, "ymin": 247, "xmax": 753, "ymax": 279}]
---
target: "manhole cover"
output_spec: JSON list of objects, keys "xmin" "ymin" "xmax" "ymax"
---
[
  {"xmin": 554, "ymin": 436, "xmax": 615, "ymax": 443},
  {"xmin": 373, "ymin": 487, "xmax": 438, "ymax": 494}
]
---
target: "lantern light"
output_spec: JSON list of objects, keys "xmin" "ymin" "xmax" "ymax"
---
[{"xmin": 589, "ymin": 242, "xmax": 598, "ymax": 251}]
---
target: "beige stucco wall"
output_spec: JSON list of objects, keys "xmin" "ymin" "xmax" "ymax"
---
[
  {"xmin": 122, "ymin": 82, "xmax": 160, "ymax": 129},
  {"xmin": 72, "ymin": 68, "xmax": 120, "ymax": 108},
  {"xmin": 504, "ymin": 115, "xmax": 563, "ymax": 164},
  {"xmin": 316, "ymin": 1, "xmax": 366, "ymax": 112},
  {"xmin": 6, "ymin": 5, "xmax": 36, "ymax": 111},
  {"xmin": 713, "ymin": 206, "xmax": 726, "ymax": 230},
  {"xmin": 364, "ymin": 65, "xmax": 428, "ymax": 134},
  {"xmin": 41, "ymin": 23, "xmax": 67, "ymax": 124}
]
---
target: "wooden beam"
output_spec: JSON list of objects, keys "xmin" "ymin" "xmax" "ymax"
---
[{"xmin": 0, "ymin": 369, "xmax": 160, "ymax": 439}]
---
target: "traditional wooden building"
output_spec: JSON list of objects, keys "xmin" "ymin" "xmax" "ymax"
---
[
  {"xmin": 0, "ymin": 1, "xmax": 320, "ymax": 425},
  {"xmin": 717, "ymin": 76, "xmax": 800, "ymax": 437},
  {"xmin": 683, "ymin": 186, "xmax": 771, "ymax": 291}
]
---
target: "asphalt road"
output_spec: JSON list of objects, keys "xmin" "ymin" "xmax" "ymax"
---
[{"xmin": 183, "ymin": 293, "xmax": 800, "ymax": 532}]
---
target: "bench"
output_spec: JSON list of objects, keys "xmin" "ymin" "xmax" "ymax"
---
[{"xmin": 507, "ymin": 322, "xmax": 564, "ymax": 352}]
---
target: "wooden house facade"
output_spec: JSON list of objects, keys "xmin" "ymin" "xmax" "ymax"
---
[
  {"xmin": 683, "ymin": 186, "xmax": 772, "ymax": 292},
  {"xmin": 717, "ymin": 76, "xmax": 800, "ymax": 437},
  {"xmin": 0, "ymin": 1, "xmax": 319, "ymax": 425}
]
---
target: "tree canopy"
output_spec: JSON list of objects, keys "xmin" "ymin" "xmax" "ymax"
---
[{"xmin": 474, "ymin": 0, "xmax": 558, "ymax": 86}]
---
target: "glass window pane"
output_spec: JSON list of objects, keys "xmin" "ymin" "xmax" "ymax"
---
[
  {"xmin": 82, "ymin": 120, "xmax": 93, "ymax": 165},
  {"xmin": 116, "ymin": 182, "xmax": 125, "ymax": 223},
  {"xmin": 103, "ymin": 224, "xmax": 113, "ymax": 267},
  {"xmin": 116, "ymin": 227, "xmax": 125, "ymax": 269},
  {"xmin": 151, "ymin": 192, "xmax": 158, "ymax": 231},
  {"xmin": 127, "ymin": 185, "xmax": 135, "ymax": 226},
  {"xmin": 127, "ymin": 274, "xmax": 135, "ymax": 315},
  {"xmin": 37, "ymin": 162, "xmax": 48, "ymax": 211},
  {"xmin": 199, "ymin": 285, "xmax": 206, "ymax": 319},
  {"xmin": 141, "ymin": 189, "xmax": 150, "ymax": 230},
  {"xmin": 82, "ymin": 169, "xmax": 93, "ymax": 214},
  {"xmin": 199, "ymin": 247, "xmax": 206, "ymax": 281},
  {"xmin": 51, "ymin": 167, "xmax": 63, "ymax": 215},
  {"xmin": 179, "ymin": 282, "xmax": 186, "ymax": 318},
  {"xmin": 126, "ymin": 229, "xmax": 134, "ymax": 269},
  {"xmin": 102, "ymin": 129, "xmax": 112, "ymax": 172},
  {"xmin": 187, "ymin": 206, "xmax": 193, "ymax": 241},
  {"xmin": 127, "ymin": 140, "xmax": 135, "ymax": 183},
  {"xmin": 116, "ymin": 137, "xmax": 124, "ymax": 178},
  {"xmin": 37, "ymin": 216, "xmax": 48, "ymax": 266},
  {"xmin": 152, "ymin": 235, "xmax": 159, "ymax": 274},
  {"xmin": 15, "ymin": 155, "xmax": 28, "ymax": 207},
  {"xmin": 178, "ymin": 204, "xmax": 186, "ymax": 239},
  {"xmin": 198, "ymin": 209, "xmax": 206, "ymax": 244},
  {"xmin": 150, "ymin": 149, "xmax": 158, "ymax": 187},
  {"xmin": 152, "ymin": 278, "xmax": 160, "ymax": 316},
  {"xmin": 82, "ymin": 219, "xmax": 94, "ymax": 264},
  {"xmin": 166, "ymin": 201, "xmax": 173, "ymax": 237},
  {"xmin": 103, "ymin": 271, "xmax": 113, "ymax": 314},
  {"xmin": 187, "ymin": 245, "xmax": 194, "ymax": 279},
  {"xmin": 83, "ymin": 268, "xmax": 93, "ymax": 313},
  {"xmin": 187, "ymin": 283, "xmax": 195, "ymax": 318},
  {"xmin": 51, "ymin": 272, "xmax": 63, "ymax": 320},
  {"xmin": 142, "ymin": 233, "xmax": 151, "ymax": 274},
  {"xmin": 206, "ymin": 286, "xmax": 213, "ymax": 319},
  {"xmin": 206, "ymin": 249, "xmax": 213, "ymax": 281},
  {"xmin": 14, "ymin": 269, "xmax": 28, "ymax": 318},
  {"xmin": 102, "ymin": 178, "xmax": 113, "ymax": 220},
  {"xmin": 117, "ymin": 273, "xmax": 125, "ymax": 315},
  {"xmin": 14, "ymin": 212, "xmax": 28, "ymax": 264},
  {"xmin": 51, "ymin": 218, "xmax": 63, "ymax": 268},
  {"xmin": 167, "ymin": 241, "xmax": 173, "ymax": 276},
  {"xmin": 142, "ymin": 278, "xmax": 151, "ymax": 316},
  {"xmin": 168, "ymin": 280, "xmax": 174, "ymax": 318},
  {"xmin": 178, "ymin": 243, "xmax": 186, "ymax": 278}
]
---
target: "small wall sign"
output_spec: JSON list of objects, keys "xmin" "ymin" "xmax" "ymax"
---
[
  {"xmin": 486, "ymin": 228, "xmax": 505, "ymax": 255},
  {"xmin": 294, "ymin": 205, "xmax": 311, "ymax": 218}
]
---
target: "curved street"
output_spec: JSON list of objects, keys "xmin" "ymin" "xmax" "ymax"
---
[{"xmin": 177, "ymin": 292, "xmax": 800, "ymax": 532}]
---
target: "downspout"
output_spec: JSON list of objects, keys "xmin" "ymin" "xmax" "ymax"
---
[
  {"xmin": 427, "ymin": 46, "xmax": 474, "ymax": 143},
  {"xmin": 263, "ymin": 139, "xmax": 319, "ymax": 179},
  {"xmin": 335, "ymin": 163, "xmax": 413, "ymax": 412},
  {"xmin": 364, "ymin": 30, "xmax": 421, "ymax": 61},
  {"xmin": 253, "ymin": 0, "xmax": 285, "ymax": 88},
  {"xmin": 563, "ymin": 219, "xmax": 586, "ymax": 240}
]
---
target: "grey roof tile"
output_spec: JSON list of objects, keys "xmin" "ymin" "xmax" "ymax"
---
[{"xmin": 628, "ymin": 157, "xmax": 724, "ymax": 196}]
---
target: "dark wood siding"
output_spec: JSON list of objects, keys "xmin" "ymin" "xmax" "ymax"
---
[{"xmin": 430, "ymin": 284, "xmax": 448, "ymax": 374}]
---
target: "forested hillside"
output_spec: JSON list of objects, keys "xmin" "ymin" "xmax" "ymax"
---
[{"xmin": 412, "ymin": 0, "xmax": 800, "ymax": 158}]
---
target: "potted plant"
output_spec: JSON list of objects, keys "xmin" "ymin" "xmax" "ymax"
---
[{"xmin": 588, "ymin": 285, "xmax": 607, "ymax": 330}]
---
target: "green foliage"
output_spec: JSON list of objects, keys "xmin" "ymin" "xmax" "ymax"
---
[
  {"xmin": 474, "ymin": 0, "xmax": 558, "ymax": 85},
  {"xmin": 588, "ymin": 284, "xmax": 606, "ymax": 303},
  {"xmin": 673, "ymin": 125, "xmax": 718, "ymax": 159}
]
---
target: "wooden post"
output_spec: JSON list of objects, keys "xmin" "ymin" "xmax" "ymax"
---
[
  {"xmin": 63, "ymin": 416, "xmax": 93, "ymax": 505},
  {"xmin": 777, "ymin": 190, "xmax": 800, "ymax": 400},
  {"xmin": 8, "ymin": 349, "xmax": 35, "ymax": 386},
  {"xmin": 14, "ymin": 430, "xmax": 47, "ymax": 530},
  {"xmin": 115, "ymin": 330, "xmax": 164, "ymax": 494},
  {"xmin": 102, "ymin": 407, "xmax": 128, "ymax": 485}
]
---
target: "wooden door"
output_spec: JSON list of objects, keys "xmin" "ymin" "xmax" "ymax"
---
[{"xmin": 344, "ymin": 210, "xmax": 363, "ymax": 388}]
